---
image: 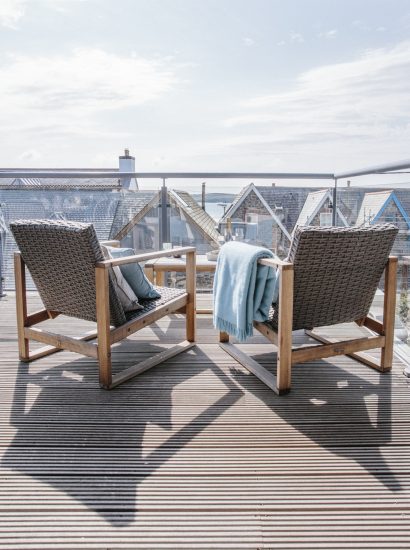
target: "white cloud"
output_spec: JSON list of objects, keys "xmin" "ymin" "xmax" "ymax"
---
[
  {"xmin": 217, "ymin": 41, "xmax": 410, "ymax": 170},
  {"xmin": 41, "ymin": 0, "xmax": 89, "ymax": 14},
  {"xmin": 0, "ymin": 0, "xmax": 26, "ymax": 29},
  {"xmin": 289, "ymin": 32, "xmax": 304, "ymax": 43},
  {"xmin": 19, "ymin": 149, "xmax": 42, "ymax": 161},
  {"xmin": 0, "ymin": 47, "xmax": 179, "ymax": 165},
  {"xmin": 225, "ymin": 41, "xmax": 410, "ymax": 136},
  {"xmin": 243, "ymin": 37, "xmax": 255, "ymax": 47},
  {"xmin": 0, "ymin": 1, "xmax": 94, "ymax": 28},
  {"xmin": 0, "ymin": 48, "xmax": 177, "ymax": 115},
  {"xmin": 351, "ymin": 19, "xmax": 371, "ymax": 31},
  {"xmin": 277, "ymin": 33, "xmax": 304, "ymax": 48},
  {"xmin": 319, "ymin": 29, "xmax": 338, "ymax": 39}
]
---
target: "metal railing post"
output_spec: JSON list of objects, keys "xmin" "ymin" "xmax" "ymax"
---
[
  {"xmin": 332, "ymin": 178, "xmax": 338, "ymax": 226},
  {"xmin": 159, "ymin": 178, "xmax": 169, "ymax": 248}
]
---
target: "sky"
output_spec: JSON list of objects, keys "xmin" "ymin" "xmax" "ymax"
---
[{"xmin": 1, "ymin": 0, "xmax": 410, "ymax": 191}]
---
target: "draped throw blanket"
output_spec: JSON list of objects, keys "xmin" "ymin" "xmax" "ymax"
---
[{"xmin": 213, "ymin": 241, "xmax": 276, "ymax": 341}]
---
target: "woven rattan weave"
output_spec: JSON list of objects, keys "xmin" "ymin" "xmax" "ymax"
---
[
  {"xmin": 10, "ymin": 219, "xmax": 127, "ymax": 326},
  {"xmin": 268, "ymin": 224, "xmax": 398, "ymax": 331}
]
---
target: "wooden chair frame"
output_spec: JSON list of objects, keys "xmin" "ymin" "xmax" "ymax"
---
[
  {"xmin": 14, "ymin": 246, "xmax": 196, "ymax": 390},
  {"xmin": 219, "ymin": 255, "xmax": 398, "ymax": 395}
]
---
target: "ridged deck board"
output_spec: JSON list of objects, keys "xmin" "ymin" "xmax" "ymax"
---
[{"xmin": 0, "ymin": 292, "xmax": 410, "ymax": 548}]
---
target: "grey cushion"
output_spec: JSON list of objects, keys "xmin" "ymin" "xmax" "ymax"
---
[
  {"xmin": 101, "ymin": 245, "xmax": 142, "ymax": 313},
  {"xmin": 105, "ymin": 246, "xmax": 161, "ymax": 300}
]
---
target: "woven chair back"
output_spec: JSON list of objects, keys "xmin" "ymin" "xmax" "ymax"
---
[
  {"xmin": 10, "ymin": 220, "xmax": 126, "ymax": 326},
  {"xmin": 273, "ymin": 224, "xmax": 398, "ymax": 331}
]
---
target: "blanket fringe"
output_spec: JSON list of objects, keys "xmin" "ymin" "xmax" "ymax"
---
[{"xmin": 214, "ymin": 316, "xmax": 253, "ymax": 342}]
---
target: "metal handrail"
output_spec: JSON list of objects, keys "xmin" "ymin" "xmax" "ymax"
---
[
  {"xmin": 335, "ymin": 159, "xmax": 410, "ymax": 179},
  {"xmin": 2, "ymin": 158, "xmax": 410, "ymax": 180},
  {"xmin": 0, "ymin": 170, "xmax": 334, "ymax": 179}
]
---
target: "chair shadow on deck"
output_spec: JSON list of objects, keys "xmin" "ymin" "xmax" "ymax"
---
[
  {"xmin": 229, "ymin": 336, "xmax": 402, "ymax": 494},
  {"xmin": 3, "ymin": 317, "xmax": 244, "ymax": 527}
]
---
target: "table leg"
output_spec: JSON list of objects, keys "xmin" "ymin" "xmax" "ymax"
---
[
  {"xmin": 145, "ymin": 266, "xmax": 154, "ymax": 283},
  {"xmin": 156, "ymin": 270, "xmax": 165, "ymax": 286}
]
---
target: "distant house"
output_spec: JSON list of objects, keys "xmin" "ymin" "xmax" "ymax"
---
[
  {"xmin": 219, "ymin": 183, "xmax": 303, "ymax": 255},
  {"xmin": 220, "ymin": 183, "xmax": 353, "ymax": 254},
  {"xmin": 295, "ymin": 189, "xmax": 349, "ymax": 228},
  {"xmin": 220, "ymin": 182, "xmax": 410, "ymax": 261},
  {"xmin": 356, "ymin": 190, "xmax": 409, "ymax": 227},
  {"xmin": 356, "ymin": 190, "xmax": 410, "ymax": 258}
]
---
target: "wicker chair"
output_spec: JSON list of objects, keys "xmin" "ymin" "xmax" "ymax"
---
[
  {"xmin": 10, "ymin": 220, "xmax": 196, "ymax": 389},
  {"xmin": 219, "ymin": 224, "xmax": 399, "ymax": 395}
]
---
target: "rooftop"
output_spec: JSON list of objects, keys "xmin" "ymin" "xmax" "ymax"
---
[
  {"xmin": 0, "ymin": 177, "xmax": 121, "ymax": 189},
  {"xmin": 1, "ymin": 292, "xmax": 409, "ymax": 548}
]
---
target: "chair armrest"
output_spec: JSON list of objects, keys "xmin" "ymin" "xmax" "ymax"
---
[
  {"xmin": 96, "ymin": 247, "xmax": 196, "ymax": 268},
  {"xmin": 258, "ymin": 257, "xmax": 293, "ymax": 269}
]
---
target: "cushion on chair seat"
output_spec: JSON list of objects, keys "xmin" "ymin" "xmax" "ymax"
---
[
  {"xmin": 104, "ymin": 246, "xmax": 161, "ymax": 300},
  {"xmin": 125, "ymin": 286, "xmax": 186, "ymax": 320},
  {"xmin": 101, "ymin": 245, "xmax": 142, "ymax": 313}
]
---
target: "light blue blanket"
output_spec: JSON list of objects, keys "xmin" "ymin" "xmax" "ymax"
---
[{"xmin": 213, "ymin": 241, "xmax": 277, "ymax": 341}]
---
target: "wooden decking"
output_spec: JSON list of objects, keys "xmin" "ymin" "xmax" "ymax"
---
[{"xmin": 1, "ymin": 292, "xmax": 410, "ymax": 548}]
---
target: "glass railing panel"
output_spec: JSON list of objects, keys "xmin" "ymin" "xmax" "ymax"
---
[
  {"xmin": 118, "ymin": 205, "xmax": 160, "ymax": 253},
  {"xmin": 0, "ymin": 172, "xmax": 409, "ymax": 372}
]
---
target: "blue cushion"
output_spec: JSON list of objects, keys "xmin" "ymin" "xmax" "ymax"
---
[{"xmin": 107, "ymin": 247, "xmax": 161, "ymax": 300}]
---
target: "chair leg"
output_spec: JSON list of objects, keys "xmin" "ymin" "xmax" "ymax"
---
[
  {"xmin": 14, "ymin": 253, "xmax": 29, "ymax": 361},
  {"xmin": 96, "ymin": 266, "xmax": 112, "ymax": 389},
  {"xmin": 381, "ymin": 257, "xmax": 398, "ymax": 372},
  {"xmin": 276, "ymin": 264, "xmax": 294, "ymax": 394},
  {"xmin": 98, "ymin": 339, "xmax": 112, "ymax": 390}
]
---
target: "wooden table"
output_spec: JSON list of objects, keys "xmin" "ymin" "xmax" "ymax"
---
[{"xmin": 145, "ymin": 254, "xmax": 217, "ymax": 313}]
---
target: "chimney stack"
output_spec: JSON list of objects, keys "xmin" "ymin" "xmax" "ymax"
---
[{"xmin": 119, "ymin": 149, "xmax": 138, "ymax": 190}]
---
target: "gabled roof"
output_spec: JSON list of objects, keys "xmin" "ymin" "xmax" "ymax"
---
[
  {"xmin": 355, "ymin": 190, "xmax": 410, "ymax": 228},
  {"xmin": 356, "ymin": 191, "xmax": 392, "ymax": 226},
  {"xmin": 110, "ymin": 188, "xmax": 222, "ymax": 244},
  {"xmin": 220, "ymin": 183, "xmax": 293, "ymax": 242},
  {"xmin": 110, "ymin": 190, "xmax": 160, "ymax": 240},
  {"xmin": 13, "ymin": 178, "xmax": 42, "ymax": 187},
  {"xmin": 222, "ymin": 184, "xmax": 317, "ymax": 234},
  {"xmin": 295, "ymin": 189, "xmax": 349, "ymax": 227},
  {"xmin": 394, "ymin": 189, "xmax": 410, "ymax": 224},
  {"xmin": 255, "ymin": 186, "xmax": 312, "ymax": 232},
  {"xmin": 222, "ymin": 183, "xmax": 253, "ymax": 220},
  {"xmin": 336, "ymin": 187, "xmax": 366, "ymax": 225},
  {"xmin": 0, "ymin": 177, "xmax": 121, "ymax": 189},
  {"xmin": 295, "ymin": 189, "xmax": 328, "ymax": 227},
  {"xmin": 170, "ymin": 189, "xmax": 221, "ymax": 244}
]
